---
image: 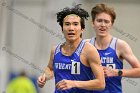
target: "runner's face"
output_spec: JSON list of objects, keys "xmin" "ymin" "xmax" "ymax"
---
[
  {"xmin": 62, "ymin": 15, "xmax": 83, "ymax": 42},
  {"xmin": 92, "ymin": 12, "xmax": 112, "ymax": 37}
]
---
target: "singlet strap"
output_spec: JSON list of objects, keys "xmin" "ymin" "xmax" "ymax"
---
[
  {"xmin": 54, "ymin": 43, "xmax": 63, "ymax": 55},
  {"xmin": 89, "ymin": 37, "xmax": 95, "ymax": 46},
  {"xmin": 75, "ymin": 40, "xmax": 86, "ymax": 56},
  {"xmin": 109, "ymin": 37, "xmax": 117, "ymax": 50}
]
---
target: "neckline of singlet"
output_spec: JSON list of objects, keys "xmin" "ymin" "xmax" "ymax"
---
[
  {"xmin": 92, "ymin": 37, "xmax": 114, "ymax": 51},
  {"xmin": 60, "ymin": 40, "xmax": 84, "ymax": 57}
]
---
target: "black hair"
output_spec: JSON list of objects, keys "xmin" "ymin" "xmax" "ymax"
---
[{"xmin": 57, "ymin": 4, "xmax": 89, "ymax": 30}]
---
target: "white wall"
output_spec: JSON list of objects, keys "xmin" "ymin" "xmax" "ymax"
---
[{"xmin": 0, "ymin": 0, "xmax": 140, "ymax": 93}]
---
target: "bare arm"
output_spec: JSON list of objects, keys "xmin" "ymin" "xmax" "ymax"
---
[
  {"xmin": 37, "ymin": 46, "xmax": 55, "ymax": 88},
  {"xmin": 117, "ymin": 39, "xmax": 140, "ymax": 77},
  {"xmin": 73, "ymin": 43, "xmax": 105, "ymax": 90},
  {"xmin": 44, "ymin": 47, "xmax": 55, "ymax": 79}
]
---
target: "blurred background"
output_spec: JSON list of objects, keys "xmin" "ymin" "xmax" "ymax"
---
[{"xmin": 0, "ymin": 0, "xmax": 140, "ymax": 93}]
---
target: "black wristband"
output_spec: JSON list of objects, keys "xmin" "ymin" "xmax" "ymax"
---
[{"xmin": 118, "ymin": 70, "xmax": 123, "ymax": 76}]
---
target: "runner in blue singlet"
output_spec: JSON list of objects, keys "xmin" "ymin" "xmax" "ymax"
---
[
  {"xmin": 37, "ymin": 4, "xmax": 105, "ymax": 93},
  {"xmin": 89, "ymin": 3, "xmax": 140, "ymax": 93}
]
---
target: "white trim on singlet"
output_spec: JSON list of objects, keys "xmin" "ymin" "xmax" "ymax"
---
[
  {"xmin": 110, "ymin": 37, "xmax": 117, "ymax": 50},
  {"xmin": 89, "ymin": 37, "xmax": 117, "ymax": 50},
  {"xmin": 89, "ymin": 37, "xmax": 95, "ymax": 45},
  {"xmin": 54, "ymin": 43, "xmax": 62, "ymax": 55},
  {"xmin": 75, "ymin": 40, "xmax": 86, "ymax": 56},
  {"xmin": 54, "ymin": 40, "xmax": 86, "ymax": 56}
]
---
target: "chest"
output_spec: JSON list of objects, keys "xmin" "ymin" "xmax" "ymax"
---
[{"xmin": 98, "ymin": 48, "xmax": 119, "ymax": 68}]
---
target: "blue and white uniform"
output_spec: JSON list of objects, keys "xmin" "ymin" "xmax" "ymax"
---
[
  {"xmin": 90, "ymin": 37, "xmax": 123, "ymax": 93},
  {"xmin": 53, "ymin": 40, "xmax": 94, "ymax": 93}
]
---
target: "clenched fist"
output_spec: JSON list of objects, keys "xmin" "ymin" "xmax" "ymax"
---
[{"xmin": 37, "ymin": 73, "xmax": 47, "ymax": 88}]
